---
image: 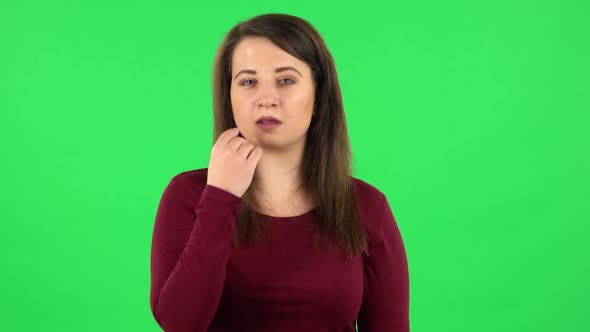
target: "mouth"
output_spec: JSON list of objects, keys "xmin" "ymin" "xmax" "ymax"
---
[
  {"xmin": 256, "ymin": 117, "xmax": 281, "ymax": 124},
  {"xmin": 256, "ymin": 119, "xmax": 282, "ymax": 130},
  {"xmin": 256, "ymin": 119, "xmax": 280, "ymax": 124}
]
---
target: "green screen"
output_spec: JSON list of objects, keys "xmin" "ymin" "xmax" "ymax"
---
[{"xmin": 1, "ymin": 0, "xmax": 588, "ymax": 331}]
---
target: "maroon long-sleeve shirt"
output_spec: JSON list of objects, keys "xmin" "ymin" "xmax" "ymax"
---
[{"xmin": 149, "ymin": 168, "xmax": 409, "ymax": 331}]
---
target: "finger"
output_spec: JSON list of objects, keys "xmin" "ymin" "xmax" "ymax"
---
[
  {"xmin": 228, "ymin": 136, "xmax": 247, "ymax": 151},
  {"xmin": 218, "ymin": 127, "xmax": 241, "ymax": 146},
  {"xmin": 246, "ymin": 146, "xmax": 263, "ymax": 169},
  {"xmin": 237, "ymin": 141, "xmax": 255, "ymax": 160}
]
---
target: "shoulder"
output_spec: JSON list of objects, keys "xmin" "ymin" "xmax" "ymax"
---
[
  {"xmin": 350, "ymin": 176, "xmax": 389, "ymax": 246},
  {"xmin": 350, "ymin": 175, "xmax": 387, "ymax": 211},
  {"xmin": 164, "ymin": 167, "xmax": 210, "ymax": 203},
  {"xmin": 170, "ymin": 167, "xmax": 209, "ymax": 188}
]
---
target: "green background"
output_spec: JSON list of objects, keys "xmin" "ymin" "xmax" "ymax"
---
[{"xmin": 1, "ymin": 0, "xmax": 588, "ymax": 331}]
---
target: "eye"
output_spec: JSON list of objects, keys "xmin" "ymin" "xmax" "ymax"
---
[
  {"xmin": 239, "ymin": 78, "xmax": 296, "ymax": 86},
  {"xmin": 280, "ymin": 78, "xmax": 295, "ymax": 84}
]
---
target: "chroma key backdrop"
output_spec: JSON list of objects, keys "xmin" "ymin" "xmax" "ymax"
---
[{"xmin": 0, "ymin": 0, "xmax": 588, "ymax": 331}]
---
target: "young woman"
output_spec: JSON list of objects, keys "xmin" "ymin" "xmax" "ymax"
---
[{"xmin": 150, "ymin": 13, "xmax": 410, "ymax": 332}]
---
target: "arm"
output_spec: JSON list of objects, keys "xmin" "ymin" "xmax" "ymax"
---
[
  {"xmin": 357, "ymin": 194, "xmax": 410, "ymax": 331},
  {"xmin": 149, "ymin": 176, "xmax": 242, "ymax": 331}
]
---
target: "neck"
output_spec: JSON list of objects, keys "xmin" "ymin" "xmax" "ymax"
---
[{"xmin": 252, "ymin": 139, "xmax": 306, "ymax": 201}]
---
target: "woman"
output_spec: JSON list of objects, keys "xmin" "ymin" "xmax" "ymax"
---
[{"xmin": 150, "ymin": 13, "xmax": 409, "ymax": 332}]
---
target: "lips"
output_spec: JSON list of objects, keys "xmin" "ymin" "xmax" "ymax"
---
[{"xmin": 256, "ymin": 116, "xmax": 281, "ymax": 124}]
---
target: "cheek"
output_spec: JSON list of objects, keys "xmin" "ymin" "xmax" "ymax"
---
[
  {"xmin": 291, "ymin": 94, "xmax": 315, "ymax": 114},
  {"xmin": 231, "ymin": 92, "xmax": 252, "ymax": 113},
  {"xmin": 230, "ymin": 93, "xmax": 244, "ymax": 117}
]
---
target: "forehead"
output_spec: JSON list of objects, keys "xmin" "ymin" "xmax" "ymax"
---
[{"xmin": 231, "ymin": 37, "xmax": 308, "ymax": 72}]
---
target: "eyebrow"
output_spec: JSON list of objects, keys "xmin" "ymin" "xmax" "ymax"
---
[{"xmin": 233, "ymin": 66, "xmax": 303, "ymax": 81}]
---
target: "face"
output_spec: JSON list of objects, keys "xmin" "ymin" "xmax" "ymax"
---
[{"xmin": 230, "ymin": 36, "xmax": 316, "ymax": 151}]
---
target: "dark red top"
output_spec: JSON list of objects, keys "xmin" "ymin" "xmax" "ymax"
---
[{"xmin": 150, "ymin": 168, "xmax": 409, "ymax": 331}]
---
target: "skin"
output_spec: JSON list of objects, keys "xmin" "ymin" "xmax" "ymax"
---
[{"xmin": 230, "ymin": 36, "xmax": 316, "ymax": 215}]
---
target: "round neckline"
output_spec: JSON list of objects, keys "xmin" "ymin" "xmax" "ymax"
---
[{"xmin": 254, "ymin": 206, "xmax": 318, "ymax": 222}]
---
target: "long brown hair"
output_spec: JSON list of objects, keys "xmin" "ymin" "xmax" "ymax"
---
[{"xmin": 211, "ymin": 13, "xmax": 368, "ymax": 258}]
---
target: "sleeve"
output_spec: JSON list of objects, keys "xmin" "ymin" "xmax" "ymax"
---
[
  {"xmin": 149, "ymin": 176, "xmax": 242, "ymax": 332},
  {"xmin": 356, "ymin": 194, "xmax": 410, "ymax": 332}
]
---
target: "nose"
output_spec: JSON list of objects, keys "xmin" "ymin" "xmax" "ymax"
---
[
  {"xmin": 257, "ymin": 97, "xmax": 278, "ymax": 109},
  {"xmin": 256, "ymin": 83, "xmax": 279, "ymax": 109}
]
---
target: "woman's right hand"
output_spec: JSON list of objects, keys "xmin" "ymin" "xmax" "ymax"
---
[{"xmin": 206, "ymin": 127, "xmax": 263, "ymax": 198}]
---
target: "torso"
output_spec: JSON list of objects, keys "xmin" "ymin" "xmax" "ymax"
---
[{"xmin": 256, "ymin": 195, "xmax": 317, "ymax": 218}]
